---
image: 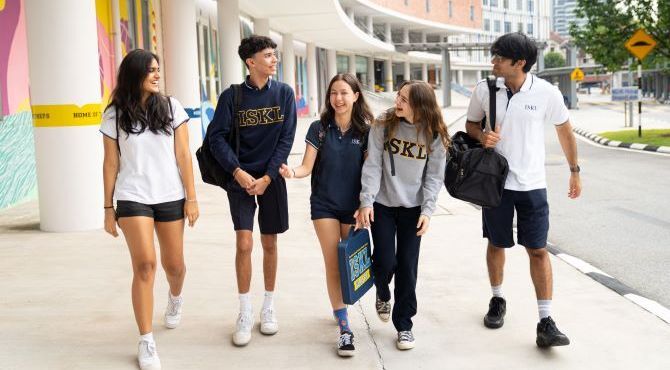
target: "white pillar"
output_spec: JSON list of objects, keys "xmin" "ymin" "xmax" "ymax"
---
[
  {"xmin": 403, "ymin": 28, "xmax": 410, "ymax": 44},
  {"xmin": 111, "ymin": 0, "xmax": 122, "ymax": 69},
  {"xmin": 385, "ymin": 58, "xmax": 394, "ymax": 91},
  {"xmin": 435, "ymin": 66, "xmax": 440, "ymax": 85},
  {"xmin": 306, "ymin": 42, "xmax": 319, "ymax": 117},
  {"xmin": 421, "ymin": 31, "xmax": 427, "ymax": 43},
  {"xmin": 282, "ymin": 33, "xmax": 296, "ymax": 91},
  {"xmin": 219, "ymin": 0, "xmax": 243, "ymax": 88},
  {"xmin": 457, "ymin": 69, "xmax": 464, "ymax": 85},
  {"xmin": 385, "ymin": 23, "xmax": 392, "ymax": 44},
  {"xmin": 327, "ymin": 49, "xmax": 337, "ymax": 79},
  {"xmin": 25, "ymin": 0, "xmax": 102, "ymax": 231},
  {"xmin": 422, "ymin": 63, "xmax": 428, "ymax": 82},
  {"xmin": 348, "ymin": 54, "xmax": 357, "ymax": 75},
  {"xmin": 404, "ymin": 61, "xmax": 411, "ymax": 82},
  {"xmin": 366, "ymin": 16, "xmax": 374, "ymax": 36},
  {"xmin": 254, "ymin": 18, "xmax": 270, "ymax": 37},
  {"xmin": 367, "ymin": 56, "xmax": 375, "ymax": 90},
  {"xmin": 161, "ymin": 0, "xmax": 201, "ymax": 151}
]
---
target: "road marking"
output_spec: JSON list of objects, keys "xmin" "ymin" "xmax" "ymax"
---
[{"xmin": 624, "ymin": 294, "xmax": 670, "ymax": 324}]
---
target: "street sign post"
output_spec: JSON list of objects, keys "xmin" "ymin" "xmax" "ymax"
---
[
  {"xmin": 570, "ymin": 67, "xmax": 584, "ymax": 81},
  {"xmin": 612, "ymin": 87, "xmax": 640, "ymax": 102},
  {"xmin": 624, "ymin": 29, "xmax": 657, "ymax": 137}
]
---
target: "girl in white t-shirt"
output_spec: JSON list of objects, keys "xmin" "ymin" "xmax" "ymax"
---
[{"xmin": 100, "ymin": 49, "xmax": 198, "ymax": 370}]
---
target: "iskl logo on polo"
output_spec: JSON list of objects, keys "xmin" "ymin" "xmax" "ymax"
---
[
  {"xmin": 237, "ymin": 106, "xmax": 284, "ymax": 127},
  {"xmin": 385, "ymin": 138, "xmax": 427, "ymax": 160}
]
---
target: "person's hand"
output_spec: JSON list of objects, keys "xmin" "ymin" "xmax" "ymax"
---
[
  {"xmin": 104, "ymin": 208, "xmax": 118, "ymax": 237},
  {"xmin": 354, "ymin": 207, "xmax": 374, "ymax": 230},
  {"xmin": 481, "ymin": 125, "xmax": 501, "ymax": 148},
  {"xmin": 416, "ymin": 215, "xmax": 430, "ymax": 236},
  {"xmin": 568, "ymin": 173, "xmax": 581, "ymax": 199},
  {"xmin": 279, "ymin": 164, "xmax": 293, "ymax": 179},
  {"xmin": 248, "ymin": 176, "xmax": 271, "ymax": 196},
  {"xmin": 184, "ymin": 200, "xmax": 199, "ymax": 227},
  {"xmin": 234, "ymin": 169, "xmax": 255, "ymax": 189}
]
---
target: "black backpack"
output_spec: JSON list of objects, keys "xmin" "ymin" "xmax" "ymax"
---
[
  {"xmin": 444, "ymin": 76, "xmax": 509, "ymax": 208},
  {"xmin": 195, "ymin": 84, "xmax": 242, "ymax": 191}
]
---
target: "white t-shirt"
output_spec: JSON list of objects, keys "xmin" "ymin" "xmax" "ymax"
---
[
  {"xmin": 100, "ymin": 96, "xmax": 190, "ymax": 204},
  {"xmin": 466, "ymin": 75, "xmax": 569, "ymax": 191}
]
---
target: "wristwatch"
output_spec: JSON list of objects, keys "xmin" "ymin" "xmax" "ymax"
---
[{"xmin": 569, "ymin": 165, "xmax": 580, "ymax": 173}]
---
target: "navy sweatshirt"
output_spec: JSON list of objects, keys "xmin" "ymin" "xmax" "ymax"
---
[{"xmin": 209, "ymin": 76, "xmax": 297, "ymax": 179}]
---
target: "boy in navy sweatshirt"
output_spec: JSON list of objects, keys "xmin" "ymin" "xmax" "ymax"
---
[{"xmin": 208, "ymin": 35, "xmax": 297, "ymax": 346}]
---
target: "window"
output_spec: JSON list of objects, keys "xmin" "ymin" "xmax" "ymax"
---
[
  {"xmin": 426, "ymin": 0, "xmax": 430, "ymax": 12},
  {"xmin": 490, "ymin": 0, "xmax": 498, "ymax": 6},
  {"xmin": 527, "ymin": 0, "xmax": 534, "ymax": 13},
  {"xmin": 504, "ymin": 21, "xmax": 511, "ymax": 33},
  {"xmin": 527, "ymin": 23, "xmax": 534, "ymax": 35},
  {"xmin": 494, "ymin": 20, "xmax": 501, "ymax": 33},
  {"xmin": 484, "ymin": 18, "xmax": 491, "ymax": 31},
  {"xmin": 483, "ymin": 0, "xmax": 488, "ymax": 6},
  {"xmin": 470, "ymin": 5, "xmax": 475, "ymax": 20},
  {"xmin": 517, "ymin": 0, "xmax": 522, "ymax": 10},
  {"xmin": 449, "ymin": 1, "xmax": 453, "ymax": 17},
  {"xmin": 517, "ymin": 22, "xmax": 523, "ymax": 32},
  {"xmin": 503, "ymin": 0, "xmax": 509, "ymax": 9}
]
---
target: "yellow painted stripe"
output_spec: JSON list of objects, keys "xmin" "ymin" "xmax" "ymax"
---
[{"xmin": 32, "ymin": 104, "xmax": 103, "ymax": 127}]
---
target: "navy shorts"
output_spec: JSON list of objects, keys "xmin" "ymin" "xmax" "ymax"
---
[
  {"xmin": 482, "ymin": 189, "xmax": 549, "ymax": 249},
  {"xmin": 116, "ymin": 199, "xmax": 184, "ymax": 222},
  {"xmin": 226, "ymin": 175, "xmax": 289, "ymax": 234},
  {"xmin": 310, "ymin": 197, "xmax": 356, "ymax": 224}
]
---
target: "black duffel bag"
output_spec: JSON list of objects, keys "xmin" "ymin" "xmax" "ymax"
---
[
  {"xmin": 195, "ymin": 84, "xmax": 241, "ymax": 191},
  {"xmin": 445, "ymin": 76, "xmax": 508, "ymax": 208}
]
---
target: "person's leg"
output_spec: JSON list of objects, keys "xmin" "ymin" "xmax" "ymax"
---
[
  {"xmin": 260, "ymin": 233, "xmax": 277, "ymax": 293},
  {"xmin": 370, "ymin": 202, "xmax": 397, "ymax": 303},
  {"xmin": 526, "ymin": 247, "xmax": 553, "ymax": 300},
  {"xmin": 392, "ymin": 206, "xmax": 422, "ymax": 334},
  {"xmin": 313, "ymin": 218, "xmax": 346, "ymax": 311},
  {"xmin": 155, "ymin": 219, "xmax": 186, "ymax": 297},
  {"xmin": 118, "ymin": 216, "xmax": 157, "ymax": 335},
  {"xmin": 235, "ymin": 230, "xmax": 254, "ymax": 294}
]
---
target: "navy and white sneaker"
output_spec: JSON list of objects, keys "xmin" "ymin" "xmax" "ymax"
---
[
  {"xmin": 396, "ymin": 330, "xmax": 415, "ymax": 350},
  {"xmin": 337, "ymin": 330, "xmax": 355, "ymax": 357},
  {"xmin": 375, "ymin": 294, "xmax": 391, "ymax": 322}
]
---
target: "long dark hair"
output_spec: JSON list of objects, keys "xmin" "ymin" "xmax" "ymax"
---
[
  {"xmin": 105, "ymin": 49, "xmax": 172, "ymax": 136},
  {"xmin": 320, "ymin": 73, "xmax": 373, "ymax": 139},
  {"xmin": 375, "ymin": 80, "xmax": 450, "ymax": 152}
]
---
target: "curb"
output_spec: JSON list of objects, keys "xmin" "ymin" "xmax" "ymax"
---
[{"xmin": 572, "ymin": 127, "xmax": 670, "ymax": 154}]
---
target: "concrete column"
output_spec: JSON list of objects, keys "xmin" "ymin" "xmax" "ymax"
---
[
  {"xmin": 403, "ymin": 28, "xmax": 410, "ymax": 44},
  {"xmin": 25, "ymin": 0, "xmax": 102, "ymax": 231},
  {"xmin": 346, "ymin": 7, "xmax": 355, "ymax": 21},
  {"xmin": 537, "ymin": 48, "xmax": 545, "ymax": 72},
  {"xmin": 366, "ymin": 16, "xmax": 374, "ymax": 36},
  {"xmin": 385, "ymin": 23, "xmax": 392, "ymax": 44},
  {"xmin": 282, "ymin": 33, "xmax": 296, "ymax": 91},
  {"xmin": 404, "ymin": 61, "xmax": 411, "ymax": 82},
  {"xmin": 457, "ymin": 69, "xmax": 464, "ymax": 85},
  {"xmin": 306, "ymin": 42, "xmax": 319, "ymax": 117},
  {"xmin": 348, "ymin": 54, "xmax": 357, "ymax": 75},
  {"xmin": 385, "ymin": 58, "xmax": 394, "ymax": 92},
  {"xmin": 367, "ymin": 56, "xmax": 375, "ymax": 90},
  {"xmin": 421, "ymin": 31, "xmax": 427, "ymax": 43},
  {"xmin": 254, "ymin": 18, "xmax": 270, "ymax": 37},
  {"xmin": 435, "ymin": 66, "xmax": 440, "ymax": 85},
  {"xmin": 162, "ymin": 0, "xmax": 201, "ymax": 150},
  {"xmin": 441, "ymin": 48, "xmax": 451, "ymax": 107},
  {"xmin": 422, "ymin": 63, "xmax": 428, "ymax": 82},
  {"xmin": 327, "ymin": 49, "xmax": 337, "ymax": 79},
  {"xmin": 219, "ymin": 0, "xmax": 243, "ymax": 88},
  {"xmin": 111, "ymin": 0, "xmax": 122, "ymax": 69},
  {"xmin": 567, "ymin": 45, "xmax": 577, "ymax": 109}
]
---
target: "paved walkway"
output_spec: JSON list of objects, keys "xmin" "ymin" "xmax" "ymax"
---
[{"xmin": 1, "ymin": 91, "xmax": 670, "ymax": 369}]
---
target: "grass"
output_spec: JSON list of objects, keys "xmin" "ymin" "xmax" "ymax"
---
[{"xmin": 598, "ymin": 129, "xmax": 670, "ymax": 147}]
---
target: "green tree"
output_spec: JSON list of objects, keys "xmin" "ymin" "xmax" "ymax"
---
[
  {"xmin": 544, "ymin": 52, "xmax": 566, "ymax": 68},
  {"xmin": 570, "ymin": 0, "xmax": 670, "ymax": 71}
]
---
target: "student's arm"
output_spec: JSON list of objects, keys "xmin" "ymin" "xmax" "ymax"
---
[
  {"xmin": 555, "ymin": 120, "xmax": 581, "ymax": 199},
  {"xmin": 174, "ymin": 123, "xmax": 199, "ymax": 227},
  {"xmin": 418, "ymin": 136, "xmax": 448, "ymax": 235},
  {"xmin": 280, "ymin": 121, "xmax": 320, "ymax": 179},
  {"xmin": 355, "ymin": 124, "xmax": 384, "ymax": 229},
  {"xmin": 102, "ymin": 136, "xmax": 119, "ymax": 237}
]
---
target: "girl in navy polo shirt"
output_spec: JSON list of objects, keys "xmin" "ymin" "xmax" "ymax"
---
[
  {"xmin": 280, "ymin": 73, "xmax": 373, "ymax": 357},
  {"xmin": 356, "ymin": 80, "xmax": 449, "ymax": 350}
]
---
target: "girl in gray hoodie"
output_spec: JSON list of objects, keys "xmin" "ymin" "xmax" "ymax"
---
[{"xmin": 355, "ymin": 80, "xmax": 450, "ymax": 350}]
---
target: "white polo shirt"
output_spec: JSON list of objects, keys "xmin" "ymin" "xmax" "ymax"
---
[
  {"xmin": 100, "ymin": 96, "xmax": 190, "ymax": 204},
  {"xmin": 466, "ymin": 74, "xmax": 569, "ymax": 191}
]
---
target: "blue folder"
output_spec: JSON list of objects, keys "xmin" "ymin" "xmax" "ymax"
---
[{"xmin": 338, "ymin": 227, "xmax": 374, "ymax": 305}]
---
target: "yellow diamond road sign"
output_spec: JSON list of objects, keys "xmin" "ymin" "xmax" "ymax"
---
[
  {"xmin": 625, "ymin": 29, "xmax": 657, "ymax": 60},
  {"xmin": 571, "ymin": 67, "xmax": 584, "ymax": 81}
]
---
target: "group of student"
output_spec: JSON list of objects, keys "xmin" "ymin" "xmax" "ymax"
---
[{"xmin": 101, "ymin": 32, "xmax": 581, "ymax": 370}]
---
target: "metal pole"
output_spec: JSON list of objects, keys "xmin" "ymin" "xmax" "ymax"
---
[{"xmin": 638, "ymin": 64, "xmax": 642, "ymax": 137}]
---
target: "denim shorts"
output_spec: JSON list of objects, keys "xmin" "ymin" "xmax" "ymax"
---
[
  {"xmin": 482, "ymin": 189, "xmax": 549, "ymax": 249},
  {"xmin": 115, "ymin": 199, "xmax": 185, "ymax": 222}
]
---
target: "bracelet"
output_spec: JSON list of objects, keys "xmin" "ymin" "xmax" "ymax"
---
[
  {"xmin": 104, "ymin": 206, "xmax": 114, "ymax": 209},
  {"xmin": 232, "ymin": 168, "xmax": 241, "ymax": 177},
  {"xmin": 186, "ymin": 199, "xmax": 198, "ymax": 202},
  {"xmin": 292, "ymin": 168, "xmax": 296, "ymax": 177}
]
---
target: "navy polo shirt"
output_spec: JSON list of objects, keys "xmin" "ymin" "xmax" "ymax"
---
[{"xmin": 305, "ymin": 120, "xmax": 368, "ymax": 211}]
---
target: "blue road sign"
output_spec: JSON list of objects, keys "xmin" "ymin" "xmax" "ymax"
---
[{"xmin": 612, "ymin": 87, "xmax": 640, "ymax": 101}]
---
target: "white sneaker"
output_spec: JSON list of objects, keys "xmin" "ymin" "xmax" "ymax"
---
[
  {"xmin": 396, "ymin": 330, "xmax": 415, "ymax": 350},
  {"xmin": 137, "ymin": 340, "xmax": 161, "ymax": 370},
  {"xmin": 260, "ymin": 307, "xmax": 279, "ymax": 335},
  {"xmin": 164, "ymin": 294, "xmax": 183, "ymax": 329},
  {"xmin": 232, "ymin": 311, "xmax": 253, "ymax": 346}
]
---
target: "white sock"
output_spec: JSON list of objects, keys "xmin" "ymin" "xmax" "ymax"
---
[
  {"xmin": 140, "ymin": 332, "xmax": 154, "ymax": 343},
  {"xmin": 538, "ymin": 300, "xmax": 552, "ymax": 319},
  {"xmin": 169, "ymin": 292, "xmax": 182, "ymax": 301},
  {"xmin": 491, "ymin": 285, "xmax": 504, "ymax": 298},
  {"xmin": 263, "ymin": 291, "xmax": 274, "ymax": 310},
  {"xmin": 239, "ymin": 293, "xmax": 252, "ymax": 314}
]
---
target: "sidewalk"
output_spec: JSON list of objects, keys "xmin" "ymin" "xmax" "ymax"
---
[{"xmin": 1, "ymin": 115, "xmax": 670, "ymax": 370}]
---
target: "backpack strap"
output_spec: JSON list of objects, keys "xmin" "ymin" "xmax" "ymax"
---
[
  {"xmin": 383, "ymin": 127, "xmax": 396, "ymax": 176},
  {"xmin": 486, "ymin": 76, "xmax": 497, "ymax": 132},
  {"xmin": 231, "ymin": 84, "xmax": 242, "ymax": 158}
]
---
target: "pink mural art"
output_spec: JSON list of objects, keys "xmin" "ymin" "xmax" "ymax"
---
[
  {"xmin": 1, "ymin": 0, "xmax": 31, "ymax": 116},
  {"xmin": 96, "ymin": 9, "xmax": 115, "ymax": 102}
]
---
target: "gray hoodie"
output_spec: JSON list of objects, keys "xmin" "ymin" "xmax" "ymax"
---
[{"xmin": 360, "ymin": 120, "xmax": 447, "ymax": 217}]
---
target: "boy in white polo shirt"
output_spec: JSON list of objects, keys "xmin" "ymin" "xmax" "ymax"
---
[{"xmin": 465, "ymin": 32, "xmax": 582, "ymax": 348}]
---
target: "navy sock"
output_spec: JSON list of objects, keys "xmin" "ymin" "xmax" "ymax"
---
[{"xmin": 334, "ymin": 308, "xmax": 350, "ymax": 333}]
